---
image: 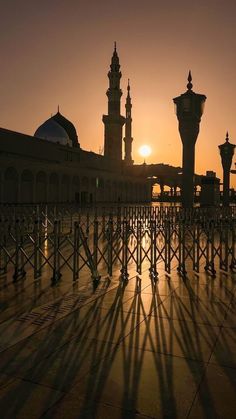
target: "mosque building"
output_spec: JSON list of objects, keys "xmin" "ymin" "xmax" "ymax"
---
[{"xmin": 0, "ymin": 45, "xmax": 150, "ymax": 204}]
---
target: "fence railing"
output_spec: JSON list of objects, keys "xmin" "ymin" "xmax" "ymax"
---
[{"xmin": 0, "ymin": 208, "xmax": 236, "ymax": 283}]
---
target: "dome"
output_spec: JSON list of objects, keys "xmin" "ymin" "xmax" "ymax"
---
[
  {"xmin": 52, "ymin": 111, "xmax": 79, "ymax": 147},
  {"xmin": 34, "ymin": 118, "xmax": 73, "ymax": 147}
]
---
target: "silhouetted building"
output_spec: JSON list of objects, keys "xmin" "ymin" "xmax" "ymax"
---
[
  {"xmin": 0, "ymin": 45, "xmax": 149, "ymax": 204},
  {"xmin": 200, "ymin": 171, "xmax": 220, "ymax": 207},
  {"xmin": 219, "ymin": 132, "xmax": 235, "ymax": 207},
  {"xmin": 103, "ymin": 43, "xmax": 126, "ymax": 162},
  {"xmin": 0, "ymin": 45, "xmax": 210, "ymax": 206},
  {"xmin": 124, "ymin": 80, "xmax": 134, "ymax": 166}
]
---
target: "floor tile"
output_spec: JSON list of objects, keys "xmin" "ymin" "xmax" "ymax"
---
[
  {"xmin": 122, "ymin": 315, "xmax": 219, "ymax": 361},
  {"xmin": 152, "ymin": 294, "xmax": 227, "ymax": 326},
  {"xmin": 24, "ymin": 338, "xmax": 118, "ymax": 392},
  {"xmin": 44, "ymin": 346, "xmax": 205, "ymax": 419},
  {"xmin": 42, "ymin": 397, "xmax": 154, "ymax": 419},
  {"xmin": 209, "ymin": 326, "xmax": 236, "ymax": 368},
  {"xmin": 189, "ymin": 364, "xmax": 236, "ymax": 419},
  {"xmin": 0, "ymin": 377, "xmax": 64, "ymax": 419}
]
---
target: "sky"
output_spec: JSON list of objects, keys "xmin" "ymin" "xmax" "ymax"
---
[{"xmin": 0, "ymin": 0, "xmax": 236, "ymax": 185}]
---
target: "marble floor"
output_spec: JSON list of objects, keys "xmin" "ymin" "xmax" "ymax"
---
[{"xmin": 0, "ymin": 263, "xmax": 236, "ymax": 418}]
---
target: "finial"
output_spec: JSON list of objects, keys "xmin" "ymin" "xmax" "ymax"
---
[
  {"xmin": 127, "ymin": 78, "xmax": 130, "ymax": 91},
  {"xmin": 114, "ymin": 41, "xmax": 116, "ymax": 52},
  {"xmin": 187, "ymin": 70, "xmax": 193, "ymax": 91},
  {"xmin": 57, "ymin": 105, "xmax": 60, "ymax": 113},
  {"xmin": 226, "ymin": 131, "xmax": 229, "ymax": 142}
]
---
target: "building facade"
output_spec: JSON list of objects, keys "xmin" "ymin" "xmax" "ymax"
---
[{"xmin": 0, "ymin": 45, "xmax": 150, "ymax": 204}]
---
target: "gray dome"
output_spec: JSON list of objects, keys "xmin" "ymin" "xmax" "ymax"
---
[{"xmin": 34, "ymin": 118, "xmax": 72, "ymax": 147}]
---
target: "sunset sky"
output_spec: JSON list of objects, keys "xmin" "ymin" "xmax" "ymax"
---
[{"xmin": 1, "ymin": 0, "xmax": 236, "ymax": 185}]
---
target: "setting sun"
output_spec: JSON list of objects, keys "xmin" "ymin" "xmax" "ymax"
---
[{"xmin": 139, "ymin": 145, "xmax": 152, "ymax": 158}]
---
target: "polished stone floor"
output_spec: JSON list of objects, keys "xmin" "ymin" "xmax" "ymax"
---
[{"xmin": 0, "ymin": 263, "xmax": 236, "ymax": 418}]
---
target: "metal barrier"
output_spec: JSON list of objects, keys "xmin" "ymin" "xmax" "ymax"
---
[{"xmin": 1, "ymin": 207, "xmax": 236, "ymax": 284}]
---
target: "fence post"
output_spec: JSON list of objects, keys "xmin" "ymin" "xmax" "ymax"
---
[
  {"xmin": 230, "ymin": 219, "xmax": 236, "ymax": 270},
  {"xmin": 220, "ymin": 220, "xmax": 228, "ymax": 271},
  {"xmin": 51, "ymin": 220, "xmax": 61, "ymax": 283},
  {"xmin": 93, "ymin": 220, "xmax": 99, "ymax": 275},
  {"xmin": 193, "ymin": 222, "xmax": 200, "ymax": 273},
  {"xmin": 78, "ymin": 224, "xmax": 100, "ymax": 282},
  {"xmin": 13, "ymin": 219, "xmax": 26, "ymax": 282},
  {"xmin": 86, "ymin": 212, "xmax": 90, "ymax": 235},
  {"xmin": 204, "ymin": 221, "xmax": 216, "ymax": 276},
  {"xmin": 136, "ymin": 220, "xmax": 142, "ymax": 275},
  {"xmin": 0, "ymin": 219, "xmax": 7, "ymax": 275},
  {"xmin": 177, "ymin": 221, "xmax": 187, "ymax": 276},
  {"xmin": 33, "ymin": 219, "xmax": 40, "ymax": 279},
  {"xmin": 73, "ymin": 221, "xmax": 79, "ymax": 281},
  {"xmin": 120, "ymin": 219, "xmax": 129, "ymax": 281},
  {"xmin": 165, "ymin": 220, "xmax": 171, "ymax": 274},
  {"xmin": 149, "ymin": 219, "xmax": 158, "ymax": 280},
  {"xmin": 107, "ymin": 217, "xmax": 113, "ymax": 277}
]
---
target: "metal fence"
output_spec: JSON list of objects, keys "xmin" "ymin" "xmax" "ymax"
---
[{"xmin": 0, "ymin": 205, "xmax": 236, "ymax": 283}]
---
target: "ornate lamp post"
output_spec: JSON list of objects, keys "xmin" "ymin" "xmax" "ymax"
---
[
  {"xmin": 218, "ymin": 132, "xmax": 235, "ymax": 206},
  {"xmin": 173, "ymin": 72, "xmax": 206, "ymax": 207}
]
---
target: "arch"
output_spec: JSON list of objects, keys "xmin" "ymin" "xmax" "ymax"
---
[
  {"xmin": 136, "ymin": 183, "xmax": 140, "ymax": 201},
  {"xmin": 90, "ymin": 178, "xmax": 96, "ymax": 188},
  {"xmin": 98, "ymin": 177, "xmax": 105, "ymax": 202},
  {"xmin": 61, "ymin": 174, "xmax": 70, "ymax": 202},
  {"xmin": 81, "ymin": 176, "xmax": 89, "ymax": 204},
  {"xmin": 105, "ymin": 180, "xmax": 111, "ymax": 202},
  {"xmin": 124, "ymin": 182, "xmax": 129, "ymax": 202},
  {"xmin": 21, "ymin": 170, "xmax": 34, "ymax": 203},
  {"xmin": 112, "ymin": 181, "xmax": 117, "ymax": 202},
  {"xmin": 81, "ymin": 176, "xmax": 89, "ymax": 189},
  {"xmin": 130, "ymin": 183, "xmax": 136, "ymax": 202},
  {"xmin": 4, "ymin": 167, "xmax": 18, "ymax": 203},
  {"xmin": 72, "ymin": 176, "xmax": 80, "ymax": 202},
  {"xmin": 49, "ymin": 173, "xmax": 59, "ymax": 202},
  {"xmin": 36, "ymin": 171, "xmax": 47, "ymax": 202}
]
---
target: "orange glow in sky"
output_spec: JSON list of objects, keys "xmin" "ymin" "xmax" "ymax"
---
[
  {"xmin": 139, "ymin": 145, "xmax": 152, "ymax": 159},
  {"xmin": 0, "ymin": 0, "xmax": 236, "ymax": 186}
]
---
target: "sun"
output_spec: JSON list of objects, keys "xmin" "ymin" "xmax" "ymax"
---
[{"xmin": 139, "ymin": 145, "xmax": 152, "ymax": 158}]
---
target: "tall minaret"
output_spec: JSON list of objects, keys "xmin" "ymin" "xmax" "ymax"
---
[
  {"xmin": 103, "ymin": 43, "xmax": 125, "ymax": 162},
  {"xmin": 124, "ymin": 79, "xmax": 134, "ymax": 165}
]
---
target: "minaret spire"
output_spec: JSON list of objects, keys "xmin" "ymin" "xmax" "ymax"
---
[
  {"xmin": 187, "ymin": 70, "xmax": 193, "ymax": 91},
  {"xmin": 124, "ymin": 79, "xmax": 134, "ymax": 166},
  {"xmin": 102, "ymin": 44, "xmax": 125, "ymax": 162}
]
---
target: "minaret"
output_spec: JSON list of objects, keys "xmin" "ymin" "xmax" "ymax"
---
[
  {"xmin": 124, "ymin": 80, "xmax": 134, "ymax": 165},
  {"xmin": 219, "ymin": 132, "xmax": 235, "ymax": 206},
  {"xmin": 103, "ymin": 43, "xmax": 125, "ymax": 162}
]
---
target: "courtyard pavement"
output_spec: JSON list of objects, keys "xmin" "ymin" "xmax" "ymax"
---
[{"xmin": 0, "ymin": 263, "xmax": 236, "ymax": 418}]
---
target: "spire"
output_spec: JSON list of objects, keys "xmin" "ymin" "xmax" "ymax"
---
[
  {"xmin": 226, "ymin": 131, "xmax": 229, "ymax": 142},
  {"xmin": 187, "ymin": 70, "xmax": 193, "ymax": 91},
  {"xmin": 124, "ymin": 78, "xmax": 134, "ymax": 166},
  {"xmin": 111, "ymin": 41, "xmax": 119, "ymax": 69},
  {"xmin": 126, "ymin": 79, "xmax": 132, "ymax": 109},
  {"xmin": 103, "ymin": 44, "xmax": 125, "ymax": 162},
  {"xmin": 127, "ymin": 79, "xmax": 130, "ymax": 96},
  {"xmin": 126, "ymin": 79, "xmax": 131, "ymax": 103},
  {"xmin": 57, "ymin": 105, "xmax": 60, "ymax": 113}
]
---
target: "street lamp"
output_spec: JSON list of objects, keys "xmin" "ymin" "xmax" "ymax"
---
[
  {"xmin": 218, "ymin": 132, "xmax": 235, "ymax": 206},
  {"xmin": 173, "ymin": 72, "xmax": 206, "ymax": 207}
]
